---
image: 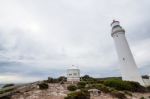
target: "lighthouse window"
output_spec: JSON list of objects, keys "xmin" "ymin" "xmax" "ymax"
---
[{"xmin": 123, "ymin": 58, "xmax": 125, "ymax": 61}]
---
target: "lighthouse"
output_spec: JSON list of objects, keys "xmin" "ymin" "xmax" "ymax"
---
[{"xmin": 111, "ymin": 20, "xmax": 144, "ymax": 85}]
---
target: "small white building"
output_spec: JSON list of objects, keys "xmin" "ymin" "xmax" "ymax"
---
[
  {"xmin": 67, "ymin": 65, "xmax": 80, "ymax": 83},
  {"xmin": 143, "ymin": 74, "xmax": 150, "ymax": 87}
]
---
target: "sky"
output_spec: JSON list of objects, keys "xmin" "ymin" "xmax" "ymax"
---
[{"xmin": 0, "ymin": 0, "xmax": 150, "ymax": 83}]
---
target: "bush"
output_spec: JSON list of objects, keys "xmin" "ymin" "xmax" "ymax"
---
[
  {"xmin": 142, "ymin": 75, "xmax": 149, "ymax": 79},
  {"xmin": 2, "ymin": 84, "xmax": 14, "ymax": 88},
  {"xmin": 127, "ymin": 81, "xmax": 145, "ymax": 92},
  {"xmin": 94, "ymin": 84, "xmax": 110, "ymax": 93},
  {"xmin": 81, "ymin": 75, "xmax": 97, "ymax": 83},
  {"xmin": 86, "ymin": 84, "xmax": 110, "ymax": 93},
  {"xmin": 65, "ymin": 90, "xmax": 90, "ymax": 99},
  {"xmin": 98, "ymin": 80, "xmax": 104, "ymax": 84},
  {"xmin": 47, "ymin": 77, "xmax": 55, "ymax": 83},
  {"xmin": 99, "ymin": 85, "xmax": 110, "ymax": 93},
  {"xmin": 57, "ymin": 76, "xmax": 67, "ymax": 82},
  {"xmin": 38, "ymin": 82, "xmax": 48, "ymax": 90},
  {"xmin": 146, "ymin": 86, "xmax": 150, "ymax": 92},
  {"xmin": 104, "ymin": 79, "xmax": 132, "ymax": 91},
  {"xmin": 104, "ymin": 79, "xmax": 145, "ymax": 92},
  {"xmin": 0, "ymin": 96, "xmax": 11, "ymax": 99},
  {"xmin": 67, "ymin": 85, "xmax": 77, "ymax": 91},
  {"xmin": 140, "ymin": 97, "xmax": 145, "ymax": 99},
  {"xmin": 77, "ymin": 81, "xmax": 86, "ymax": 89},
  {"xmin": 124, "ymin": 91, "xmax": 132, "ymax": 96},
  {"xmin": 0, "ymin": 87, "xmax": 14, "ymax": 94},
  {"xmin": 111, "ymin": 90, "xmax": 126, "ymax": 99}
]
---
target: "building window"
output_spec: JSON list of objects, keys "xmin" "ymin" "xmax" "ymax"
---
[
  {"xmin": 69, "ymin": 74, "xmax": 72, "ymax": 76},
  {"xmin": 73, "ymin": 73, "xmax": 77, "ymax": 76},
  {"xmin": 123, "ymin": 58, "xmax": 125, "ymax": 61}
]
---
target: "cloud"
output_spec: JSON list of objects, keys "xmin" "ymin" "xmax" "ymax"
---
[{"xmin": 0, "ymin": 0, "xmax": 150, "ymax": 83}]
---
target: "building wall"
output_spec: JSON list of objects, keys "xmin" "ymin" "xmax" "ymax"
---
[
  {"xmin": 143, "ymin": 78, "xmax": 150, "ymax": 87},
  {"xmin": 67, "ymin": 69, "xmax": 80, "ymax": 82}
]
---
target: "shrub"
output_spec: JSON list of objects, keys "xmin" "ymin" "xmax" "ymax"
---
[
  {"xmin": 81, "ymin": 75, "xmax": 90, "ymax": 81},
  {"xmin": 104, "ymin": 79, "xmax": 145, "ymax": 92},
  {"xmin": 127, "ymin": 81, "xmax": 145, "ymax": 92},
  {"xmin": 98, "ymin": 80, "xmax": 104, "ymax": 84},
  {"xmin": 47, "ymin": 77, "xmax": 55, "ymax": 83},
  {"xmin": 142, "ymin": 75, "xmax": 149, "ymax": 79},
  {"xmin": 0, "ymin": 87, "xmax": 14, "ymax": 94},
  {"xmin": 60, "ymin": 81, "xmax": 64, "ymax": 84},
  {"xmin": 77, "ymin": 81, "xmax": 86, "ymax": 89},
  {"xmin": 67, "ymin": 85, "xmax": 77, "ymax": 91},
  {"xmin": 86, "ymin": 83, "xmax": 111, "ymax": 93},
  {"xmin": 2, "ymin": 84, "xmax": 14, "ymax": 88},
  {"xmin": 124, "ymin": 91, "xmax": 132, "ymax": 96},
  {"xmin": 65, "ymin": 90, "xmax": 90, "ymax": 99},
  {"xmin": 38, "ymin": 82, "xmax": 48, "ymax": 90},
  {"xmin": 57, "ymin": 76, "xmax": 67, "ymax": 82},
  {"xmin": 99, "ymin": 85, "xmax": 110, "ymax": 93},
  {"xmin": 140, "ymin": 97, "xmax": 145, "ymax": 99},
  {"xmin": 104, "ymin": 79, "xmax": 132, "ymax": 91},
  {"xmin": 108, "ymin": 87, "xmax": 116, "ymax": 92},
  {"xmin": 146, "ymin": 86, "xmax": 150, "ymax": 92},
  {"xmin": 81, "ymin": 75, "xmax": 97, "ymax": 83},
  {"xmin": 111, "ymin": 90, "xmax": 126, "ymax": 99},
  {"xmin": 0, "ymin": 96, "xmax": 11, "ymax": 99},
  {"xmin": 88, "ymin": 84, "xmax": 110, "ymax": 93}
]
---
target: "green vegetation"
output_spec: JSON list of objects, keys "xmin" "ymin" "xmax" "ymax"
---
[
  {"xmin": 81, "ymin": 75, "xmax": 94, "ymax": 81},
  {"xmin": 0, "ymin": 96, "xmax": 11, "ymax": 99},
  {"xmin": 0, "ymin": 87, "xmax": 14, "ymax": 94},
  {"xmin": 57, "ymin": 76, "xmax": 67, "ymax": 82},
  {"xmin": 140, "ymin": 97, "xmax": 145, "ymax": 99},
  {"xmin": 87, "ymin": 84, "xmax": 110, "ymax": 93},
  {"xmin": 111, "ymin": 90, "xmax": 126, "ymax": 99},
  {"xmin": 67, "ymin": 85, "xmax": 77, "ymax": 91},
  {"xmin": 103, "ymin": 79, "xmax": 145, "ymax": 92},
  {"xmin": 66, "ymin": 75, "xmax": 149, "ymax": 99},
  {"xmin": 0, "ymin": 84, "xmax": 15, "ymax": 99},
  {"xmin": 46, "ymin": 76, "xmax": 67, "ymax": 83},
  {"xmin": 147, "ymin": 86, "xmax": 150, "ymax": 91},
  {"xmin": 65, "ymin": 90, "xmax": 90, "ymax": 99},
  {"xmin": 77, "ymin": 81, "xmax": 86, "ymax": 89},
  {"xmin": 38, "ymin": 82, "xmax": 48, "ymax": 90},
  {"xmin": 142, "ymin": 75, "xmax": 149, "ymax": 79},
  {"xmin": 47, "ymin": 77, "xmax": 58, "ymax": 83},
  {"xmin": 124, "ymin": 91, "xmax": 132, "ymax": 96},
  {"xmin": 2, "ymin": 84, "xmax": 14, "ymax": 88}
]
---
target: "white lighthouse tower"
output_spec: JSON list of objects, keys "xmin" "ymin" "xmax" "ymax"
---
[{"xmin": 111, "ymin": 20, "xmax": 144, "ymax": 85}]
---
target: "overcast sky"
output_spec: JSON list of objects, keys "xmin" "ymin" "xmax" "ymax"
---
[{"xmin": 0, "ymin": 0, "xmax": 150, "ymax": 83}]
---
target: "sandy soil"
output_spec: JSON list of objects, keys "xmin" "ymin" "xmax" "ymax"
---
[
  {"xmin": 10, "ymin": 83, "xmax": 150, "ymax": 99},
  {"xmin": 91, "ymin": 92, "xmax": 150, "ymax": 99}
]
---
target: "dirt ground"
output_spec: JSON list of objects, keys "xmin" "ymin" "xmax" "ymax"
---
[
  {"xmin": 10, "ymin": 83, "xmax": 150, "ymax": 99},
  {"xmin": 91, "ymin": 92, "xmax": 150, "ymax": 99}
]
